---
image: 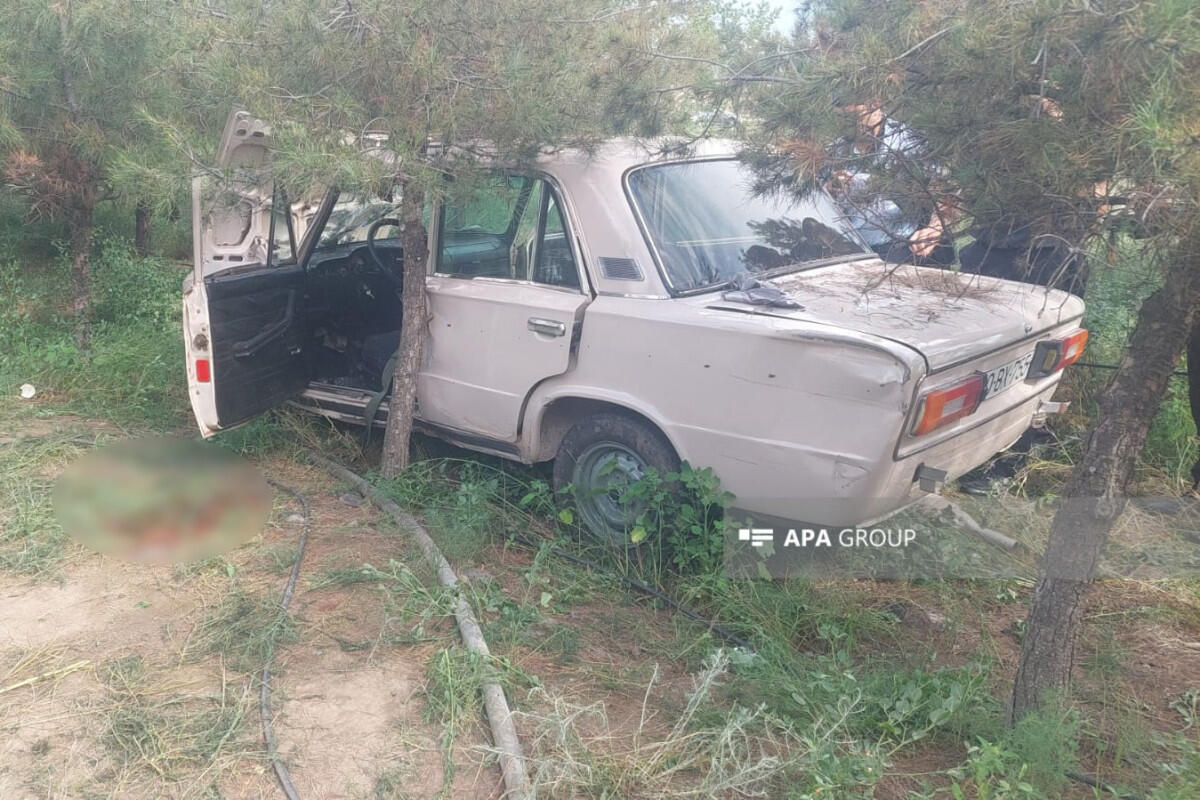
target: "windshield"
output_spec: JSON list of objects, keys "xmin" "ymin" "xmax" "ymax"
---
[
  {"xmin": 627, "ymin": 159, "xmax": 868, "ymax": 292},
  {"xmin": 317, "ymin": 194, "xmax": 400, "ymax": 248}
]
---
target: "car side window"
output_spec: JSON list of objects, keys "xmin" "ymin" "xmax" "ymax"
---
[
  {"xmin": 532, "ymin": 191, "xmax": 580, "ymax": 289},
  {"xmin": 437, "ymin": 174, "xmax": 579, "ymax": 289},
  {"xmin": 438, "ymin": 174, "xmax": 533, "ymax": 278},
  {"xmin": 509, "ymin": 181, "xmax": 544, "ymax": 281},
  {"xmin": 267, "ymin": 187, "xmax": 297, "ymax": 266}
]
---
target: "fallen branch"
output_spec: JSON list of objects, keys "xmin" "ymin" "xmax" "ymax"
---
[
  {"xmin": 309, "ymin": 453, "xmax": 530, "ymax": 800},
  {"xmin": 919, "ymin": 495, "xmax": 1023, "ymax": 552}
]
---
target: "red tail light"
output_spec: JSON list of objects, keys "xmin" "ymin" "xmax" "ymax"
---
[
  {"xmin": 195, "ymin": 359, "xmax": 211, "ymax": 383},
  {"xmin": 912, "ymin": 375, "xmax": 984, "ymax": 436},
  {"xmin": 1028, "ymin": 329, "xmax": 1088, "ymax": 378}
]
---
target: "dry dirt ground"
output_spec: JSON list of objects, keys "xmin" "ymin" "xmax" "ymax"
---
[
  {"xmin": 0, "ymin": 406, "xmax": 695, "ymax": 800},
  {"xmin": 3, "ymin": 401, "xmax": 1199, "ymax": 799},
  {"xmin": 0, "ymin": 452, "xmax": 490, "ymax": 799}
]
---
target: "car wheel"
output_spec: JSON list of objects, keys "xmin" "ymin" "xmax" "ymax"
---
[{"xmin": 552, "ymin": 413, "xmax": 679, "ymax": 545}]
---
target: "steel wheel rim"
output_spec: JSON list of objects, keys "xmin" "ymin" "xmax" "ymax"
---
[{"xmin": 571, "ymin": 441, "xmax": 648, "ymax": 543}]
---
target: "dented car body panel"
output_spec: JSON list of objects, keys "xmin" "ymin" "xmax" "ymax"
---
[{"xmin": 185, "ymin": 118, "xmax": 1084, "ymax": 529}]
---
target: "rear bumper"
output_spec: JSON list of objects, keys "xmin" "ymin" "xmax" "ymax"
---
[{"xmin": 720, "ymin": 382, "xmax": 1061, "ymax": 528}]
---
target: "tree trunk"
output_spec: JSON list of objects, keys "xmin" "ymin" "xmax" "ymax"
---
[
  {"xmin": 1010, "ymin": 244, "xmax": 1200, "ymax": 721},
  {"xmin": 380, "ymin": 184, "xmax": 429, "ymax": 477},
  {"xmin": 135, "ymin": 200, "xmax": 152, "ymax": 256},
  {"xmin": 69, "ymin": 203, "xmax": 95, "ymax": 351}
]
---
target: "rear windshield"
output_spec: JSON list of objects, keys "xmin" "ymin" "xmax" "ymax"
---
[{"xmin": 627, "ymin": 159, "xmax": 867, "ymax": 293}]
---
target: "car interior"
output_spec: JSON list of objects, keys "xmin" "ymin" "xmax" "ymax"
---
[{"xmin": 301, "ymin": 174, "xmax": 581, "ymax": 393}]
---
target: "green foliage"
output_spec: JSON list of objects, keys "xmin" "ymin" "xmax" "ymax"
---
[
  {"xmin": 0, "ymin": 233, "xmax": 187, "ymax": 428},
  {"xmin": 90, "ymin": 236, "xmax": 181, "ymax": 327},
  {"xmin": 190, "ymin": 0, "xmax": 735, "ymax": 202},
  {"xmin": 1003, "ymin": 699, "xmax": 1080, "ymax": 792},
  {"xmin": 586, "ymin": 461, "xmax": 733, "ymax": 575},
  {"xmin": 1061, "ymin": 244, "xmax": 1200, "ymax": 483},
  {"xmin": 0, "ymin": 0, "xmax": 192, "ymax": 214},
  {"xmin": 424, "ymin": 645, "xmax": 536, "ymax": 795},
  {"xmin": 375, "ymin": 459, "xmax": 505, "ymax": 562},
  {"xmin": 1150, "ymin": 728, "xmax": 1200, "ymax": 800},
  {"xmin": 0, "ymin": 423, "xmax": 85, "ymax": 574},
  {"xmin": 727, "ymin": 619, "xmax": 994, "ymax": 748},
  {"xmin": 752, "ymin": 0, "xmax": 1199, "ymax": 227},
  {"xmin": 471, "ymin": 545, "xmax": 585, "ymax": 663},
  {"xmin": 924, "ymin": 702, "xmax": 1080, "ymax": 799},
  {"xmin": 946, "ymin": 739, "xmax": 1039, "ymax": 800}
]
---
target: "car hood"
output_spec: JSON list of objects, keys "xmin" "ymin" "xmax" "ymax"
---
[{"xmin": 703, "ymin": 258, "xmax": 1085, "ymax": 371}]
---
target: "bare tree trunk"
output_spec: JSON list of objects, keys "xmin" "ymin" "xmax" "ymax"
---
[
  {"xmin": 381, "ymin": 184, "xmax": 429, "ymax": 477},
  {"xmin": 135, "ymin": 200, "xmax": 152, "ymax": 256},
  {"xmin": 69, "ymin": 203, "xmax": 95, "ymax": 351},
  {"xmin": 1011, "ymin": 245, "xmax": 1200, "ymax": 721}
]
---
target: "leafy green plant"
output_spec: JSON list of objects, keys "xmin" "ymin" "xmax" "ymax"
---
[
  {"xmin": 565, "ymin": 461, "xmax": 734, "ymax": 577},
  {"xmin": 947, "ymin": 739, "xmax": 1039, "ymax": 800}
]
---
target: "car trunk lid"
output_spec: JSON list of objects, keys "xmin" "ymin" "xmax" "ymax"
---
[{"xmin": 705, "ymin": 258, "xmax": 1085, "ymax": 371}]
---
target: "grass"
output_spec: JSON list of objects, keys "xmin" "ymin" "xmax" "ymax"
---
[
  {"xmin": 0, "ymin": 412, "xmax": 107, "ymax": 574},
  {"xmin": 363, "ymin": 445, "xmax": 1200, "ymax": 798},
  {"xmin": 258, "ymin": 541, "xmax": 301, "ymax": 574},
  {"xmin": 518, "ymin": 649, "xmax": 825, "ymax": 799},
  {"xmin": 99, "ymin": 654, "xmax": 253, "ymax": 790},
  {"xmin": 192, "ymin": 588, "xmax": 296, "ymax": 674},
  {"xmin": 423, "ymin": 645, "xmax": 537, "ymax": 798},
  {"xmin": 0, "ymin": 238, "xmax": 189, "ymax": 431},
  {"xmin": 311, "ymin": 559, "xmax": 457, "ymax": 649}
]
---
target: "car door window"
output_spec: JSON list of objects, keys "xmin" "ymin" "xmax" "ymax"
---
[
  {"xmin": 509, "ymin": 181, "xmax": 544, "ymax": 281},
  {"xmin": 267, "ymin": 187, "xmax": 297, "ymax": 266},
  {"xmin": 532, "ymin": 191, "xmax": 580, "ymax": 289},
  {"xmin": 437, "ymin": 174, "xmax": 579, "ymax": 289},
  {"xmin": 438, "ymin": 174, "xmax": 534, "ymax": 278}
]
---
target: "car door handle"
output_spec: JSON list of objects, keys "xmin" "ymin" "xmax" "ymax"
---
[{"xmin": 527, "ymin": 317, "xmax": 566, "ymax": 337}]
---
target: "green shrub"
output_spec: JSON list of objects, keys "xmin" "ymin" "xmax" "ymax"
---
[
  {"xmin": 0, "ymin": 233, "xmax": 188, "ymax": 429},
  {"xmin": 91, "ymin": 234, "xmax": 182, "ymax": 327}
]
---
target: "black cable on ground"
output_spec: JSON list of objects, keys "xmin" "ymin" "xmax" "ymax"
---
[
  {"xmin": 1065, "ymin": 769, "xmax": 1144, "ymax": 800},
  {"xmin": 506, "ymin": 532, "xmax": 757, "ymax": 653},
  {"xmin": 262, "ymin": 478, "xmax": 311, "ymax": 800}
]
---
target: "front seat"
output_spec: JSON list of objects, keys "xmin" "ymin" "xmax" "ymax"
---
[{"xmin": 361, "ymin": 330, "xmax": 401, "ymax": 390}]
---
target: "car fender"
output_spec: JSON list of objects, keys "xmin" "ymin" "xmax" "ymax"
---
[{"xmin": 520, "ymin": 383, "xmax": 685, "ymax": 465}]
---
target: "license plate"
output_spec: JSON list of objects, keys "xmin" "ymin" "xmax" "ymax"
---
[{"xmin": 982, "ymin": 352, "xmax": 1034, "ymax": 399}]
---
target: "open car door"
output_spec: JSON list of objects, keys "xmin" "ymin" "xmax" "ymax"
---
[{"xmin": 183, "ymin": 110, "xmax": 308, "ymax": 436}]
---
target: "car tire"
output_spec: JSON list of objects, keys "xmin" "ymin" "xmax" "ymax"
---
[{"xmin": 552, "ymin": 412, "xmax": 679, "ymax": 545}]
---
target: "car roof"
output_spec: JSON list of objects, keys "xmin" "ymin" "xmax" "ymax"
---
[
  {"xmin": 533, "ymin": 137, "xmax": 740, "ymax": 174},
  {"xmin": 518, "ymin": 139, "xmax": 742, "ymax": 298}
]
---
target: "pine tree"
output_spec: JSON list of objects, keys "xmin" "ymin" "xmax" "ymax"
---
[
  {"xmin": 0, "ymin": 0, "xmax": 186, "ymax": 348},
  {"xmin": 742, "ymin": 0, "xmax": 1200, "ymax": 719}
]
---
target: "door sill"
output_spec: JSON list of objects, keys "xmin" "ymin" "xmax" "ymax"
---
[{"xmin": 294, "ymin": 383, "xmax": 525, "ymax": 460}]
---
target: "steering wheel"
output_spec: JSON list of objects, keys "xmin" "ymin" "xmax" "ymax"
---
[{"xmin": 366, "ymin": 217, "xmax": 403, "ymax": 286}]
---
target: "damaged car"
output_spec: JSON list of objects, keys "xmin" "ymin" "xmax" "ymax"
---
[{"xmin": 183, "ymin": 111, "xmax": 1086, "ymax": 542}]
